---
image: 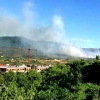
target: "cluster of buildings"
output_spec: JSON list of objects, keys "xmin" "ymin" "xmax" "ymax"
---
[
  {"xmin": 0, "ymin": 64, "xmax": 51, "ymax": 73},
  {"xmin": 32, "ymin": 64, "xmax": 51, "ymax": 72}
]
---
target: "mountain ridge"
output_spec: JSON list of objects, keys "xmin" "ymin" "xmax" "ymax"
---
[
  {"xmin": 0, "ymin": 36, "xmax": 70, "ymax": 58},
  {"xmin": 0, "ymin": 36, "xmax": 99, "ymax": 58}
]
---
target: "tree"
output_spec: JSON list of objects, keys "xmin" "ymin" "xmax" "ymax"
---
[
  {"xmin": 3, "ymin": 71, "xmax": 16, "ymax": 84},
  {"xmin": 0, "ymin": 74, "xmax": 4, "ymax": 85},
  {"xmin": 27, "ymin": 69, "xmax": 42, "ymax": 87},
  {"xmin": 96, "ymin": 55, "xmax": 100, "ymax": 60},
  {"xmin": 82, "ymin": 60, "xmax": 100, "ymax": 84},
  {"xmin": 16, "ymin": 72, "xmax": 29, "ymax": 90},
  {"xmin": 0, "ymin": 82, "xmax": 20, "ymax": 100}
]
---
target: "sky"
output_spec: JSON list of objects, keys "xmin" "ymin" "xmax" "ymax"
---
[{"xmin": 0, "ymin": 0, "xmax": 100, "ymax": 48}]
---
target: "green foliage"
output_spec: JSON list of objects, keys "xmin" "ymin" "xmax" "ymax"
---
[
  {"xmin": 3, "ymin": 71, "xmax": 17, "ymax": 84},
  {"xmin": 36, "ymin": 84, "xmax": 71, "ymax": 100},
  {"xmin": 1, "ymin": 59, "xmax": 100, "ymax": 99},
  {"xmin": 16, "ymin": 72, "xmax": 29, "ymax": 89},
  {"xmin": 82, "ymin": 60, "xmax": 100, "ymax": 84},
  {"xmin": 96, "ymin": 55, "xmax": 100, "ymax": 60},
  {"xmin": 27, "ymin": 69, "xmax": 42, "ymax": 87},
  {"xmin": 0, "ymin": 74, "xmax": 4, "ymax": 84},
  {"xmin": 0, "ymin": 69, "xmax": 42, "ymax": 100}
]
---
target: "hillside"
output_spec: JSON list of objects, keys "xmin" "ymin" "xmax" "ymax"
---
[
  {"xmin": 0, "ymin": 36, "xmax": 70, "ymax": 58},
  {"xmin": 0, "ymin": 36, "xmax": 99, "ymax": 59},
  {"xmin": 0, "ymin": 36, "xmax": 46, "ymax": 58}
]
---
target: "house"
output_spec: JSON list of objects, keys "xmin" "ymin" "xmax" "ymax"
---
[
  {"xmin": 0, "ymin": 64, "xmax": 31, "ymax": 73},
  {"xmin": 36, "ymin": 65, "xmax": 51, "ymax": 72}
]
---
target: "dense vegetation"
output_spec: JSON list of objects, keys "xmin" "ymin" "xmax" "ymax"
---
[{"xmin": 0, "ymin": 57, "xmax": 100, "ymax": 100}]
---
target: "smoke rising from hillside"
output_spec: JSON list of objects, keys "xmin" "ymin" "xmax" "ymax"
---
[{"xmin": 0, "ymin": 1, "xmax": 96, "ymax": 58}]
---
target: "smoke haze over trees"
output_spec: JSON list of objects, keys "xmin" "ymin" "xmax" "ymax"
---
[{"xmin": 0, "ymin": 1, "xmax": 100, "ymax": 58}]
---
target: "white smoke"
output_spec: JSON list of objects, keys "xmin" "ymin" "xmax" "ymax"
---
[
  {"xmin": 0, "ymin": 1, "xmax": 97, "ymax": 58},
  {"xmin": 0, "ymin": 16, "xmax": 19, "ymax": 36},
  {"xmin": 52, "ymin": 15, "xmax": 64, "ymax": 31},
  {"xmin": 29, "ymin": 15, "xmax": 65, "ymax": 42}
]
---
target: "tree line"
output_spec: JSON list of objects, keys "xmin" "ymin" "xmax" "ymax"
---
[{"xmin": 0, "ymin": 57, "xmax": 100, "ymax": 99}]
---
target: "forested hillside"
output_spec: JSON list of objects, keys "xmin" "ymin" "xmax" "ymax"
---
[
  {"xmin": 0, "ymin": 36, "xmax": 100, "ymax": 59},
  {"xmin": 0, "ymin": 57, "xmax": 100, "ymax": 100},
  {"xmin": 0, "ymin": 36, "xmax": 78, "ymax": 58}
]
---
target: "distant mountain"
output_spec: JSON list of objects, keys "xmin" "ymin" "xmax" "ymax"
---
[
  {"xmin": 83, "ymin": 48, "xmax": 100, "ymax": 52},
  {"xmin": 0, "ymin": 36, "xmax": 65, "ymax": 50},
  {"xmin": 0, "ymin": 36, "xmax": 99, "ymax": 58},
  {"xmin": 0, "ymin": 36, "xmax": 70, "ymax": 58}
]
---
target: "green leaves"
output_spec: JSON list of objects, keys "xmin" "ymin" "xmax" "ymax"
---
[
  {"xmin": 0, "ymin": 69, "xmax": 42, "ymax": 100},
  {"xmin": 3, "ymin": 71, "xmax": 16, "ymax": 83},
  {"xmin": 0, "ymin": 74, "xmax": 4, "ymax": 85},
  {"xmin": 1, "ymin": 59, "xmax": 100, "ymax": 99}
]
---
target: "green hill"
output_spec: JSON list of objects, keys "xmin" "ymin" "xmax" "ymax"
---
[
  {"xmin": 0, "ymin": 36, "xmax": 99, "ymax": 59},
  {"xmin": 0, "ymin": 36, "xmax": 70, "ymax": 59}
]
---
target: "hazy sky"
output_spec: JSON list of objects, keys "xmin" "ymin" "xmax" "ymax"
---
[{"xmin": 0, "ymin": 0, "xmax": 100, "ymax": 48}]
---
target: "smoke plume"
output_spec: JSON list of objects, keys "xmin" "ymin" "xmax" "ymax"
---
[{"xmin": 0, "ymin": 1, "xmax": 97, "ymax": 58}]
